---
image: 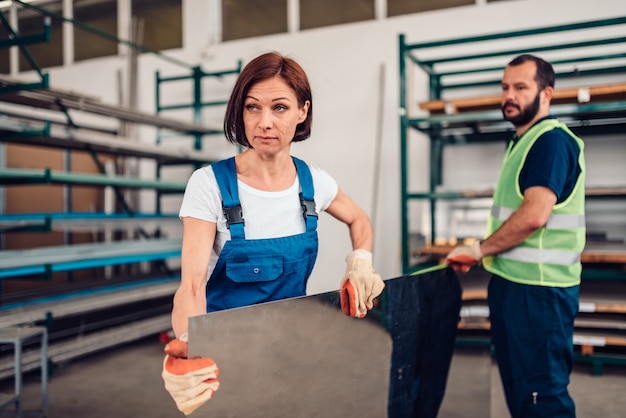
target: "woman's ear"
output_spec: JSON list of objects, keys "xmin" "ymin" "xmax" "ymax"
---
[{"xmin": 298, "ymin": 100, "xmax": 311, "ymax": 123}]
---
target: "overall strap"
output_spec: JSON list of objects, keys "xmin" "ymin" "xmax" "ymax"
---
[
  {"xmin": 212, "ymin": 157, "xmax": 245, "ymax": 240},
  {"xmin": 292, "ymin": 156, "xmax": 318, "ymax": 232}
]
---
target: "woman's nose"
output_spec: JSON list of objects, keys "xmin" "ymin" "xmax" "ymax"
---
[{"xmin": 259, "ymin": 109, "xmax": 272, "ymax": 129}]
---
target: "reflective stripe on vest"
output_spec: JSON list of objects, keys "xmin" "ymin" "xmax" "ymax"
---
[
  {"xmin": 498, "ymin": 247, "xmax": 581, "ymax": 266},
  {"xmin": 491, "ymin": 206, "xmax": 586, "ymax": 229}
]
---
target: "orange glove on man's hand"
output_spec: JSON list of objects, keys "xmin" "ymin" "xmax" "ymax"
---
[
  {"xmin": 162, "ymin": 333, "xmax": 220, "ymax": 416},
  {"xmin": 445, "ymin": 240, "xmax": 483, "ymax": 272},
  {"xmin": 340, "ymin": 249, "xmax": 385, "ymax": 318}
]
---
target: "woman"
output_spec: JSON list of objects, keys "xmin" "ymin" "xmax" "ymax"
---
[{"xmin": 162, "ymin": 51, "xmax": 384, "ymax": 415}]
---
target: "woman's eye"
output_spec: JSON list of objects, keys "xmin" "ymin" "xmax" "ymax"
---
[
  {"xmin": 274, "ymin": 104, "xmax": 287, "ymax": 111},
  {"xmin": 245, "ymin": 104, "xmax": 257, "ymax": 111}
]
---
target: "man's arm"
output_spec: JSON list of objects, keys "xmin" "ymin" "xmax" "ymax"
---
[
  {"xmin": 480, "ymin": 185, "xmax": 556, "ymax": 256},
  {"xmin": 446, "ymin": 186, "xmax": 556, "ymax": 271}
]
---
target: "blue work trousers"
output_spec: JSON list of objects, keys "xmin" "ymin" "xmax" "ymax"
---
[{"xmin": 488, "ymin": 275, "xmax": 579, "ymax": 418}]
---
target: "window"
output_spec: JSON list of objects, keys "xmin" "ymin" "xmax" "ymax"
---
[
  {"xmin": 387, "ymin": 0, "xmax": 474, "ymax": 17},
  {"xmin": 18, "ymin": 1, "xmax": 63, "ymax": 71},
  {"xmin": 74, "ymin": 0, "xmax": 118, "ymax": 62},
  {"xmin": 131, "ymin": 0, "xmax": 182, "ymax": 52},
  {"xmin": 300, "ymin": 0, "xmax": 375, "ymax": 30},
  {"xmin": 222, "ymin": 0, "xmax": 287, "ymax": 41}
]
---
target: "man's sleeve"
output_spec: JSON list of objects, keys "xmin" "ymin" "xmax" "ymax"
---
[{"xmin": 519, "ymin": 129, "xmax": 581, "ymax": 203}]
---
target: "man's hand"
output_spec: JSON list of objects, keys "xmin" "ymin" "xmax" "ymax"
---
[
  {"xmin": 340, "ymin": 249, "xmax": 385, "ymax": 318},
  {"xmin": 162, "ymin": 333, "xmax": 220, "ymax": 415},
  {"xmin": 445, "ymin": 240, "xmax": 483, "ymax": 272}
]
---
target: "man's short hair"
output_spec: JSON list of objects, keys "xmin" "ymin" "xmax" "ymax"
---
[{"xmin": 508, "ymin": 54, "xmax": 556, "ymax": 90}]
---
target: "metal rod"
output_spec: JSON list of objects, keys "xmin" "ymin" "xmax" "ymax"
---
[
  {"xmin": 421, "ymin": 37, "xmax": 626, "ymax": 66},
  {"xmin": 403, "ymin": 16, "xmax": 626, "ymax": 50}
]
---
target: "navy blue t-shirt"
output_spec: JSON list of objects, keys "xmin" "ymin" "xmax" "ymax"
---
[{"xmin": 510, "ymin": 116, "xmax": 582, "ymax": 204}]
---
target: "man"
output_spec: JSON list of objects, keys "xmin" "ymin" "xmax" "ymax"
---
[{"xmin": 446, "ymin": 54, "xmax": 585, "ymax": 418}]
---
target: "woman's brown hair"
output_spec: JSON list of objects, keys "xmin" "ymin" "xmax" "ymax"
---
[{"xmin": 223, "ymin": 51, "xmax": 313, "ymax": 147}]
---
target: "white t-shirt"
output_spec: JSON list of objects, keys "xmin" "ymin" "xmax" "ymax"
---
[{"xmin": 179, "ymin": 162, "xmax": 339, "ymax": 280}]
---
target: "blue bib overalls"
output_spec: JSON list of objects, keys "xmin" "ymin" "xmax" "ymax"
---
[{"xmin": 206, "ymin": 156, "xmax": 319, "ymax": 312}]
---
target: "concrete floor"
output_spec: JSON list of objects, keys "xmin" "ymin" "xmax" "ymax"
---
[{"xmin": 1, "ymin": 336, "xmax": 625, "ymax": 418}]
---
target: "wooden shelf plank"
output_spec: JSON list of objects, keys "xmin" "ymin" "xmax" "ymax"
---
[
  {"xmin": 417, "ymin": 243, "xmax": 626, "ymax": 264},
  {"xmin": 462, "ymin": 288, "xmax": 488, "ymax": 301},
  {"xmin": 409, "ymin": 100, "xmax": 626, "ymax": 132},
  {"xmin": 574, "ymin": 332, "xmax": 626, "ymax": 348},
  {"xmin": 575, "ymin": 317, "xmax": 626, "ymax": 330},
  {"xmin": 458, "ymin": 294, "xmax": 626, "ymax": 314},
  {"xmin": 457, "ymin": 317, "xmax": 626, "ymax": 349},
  {"xmin": 419, "ymin": 83, "xmax": 626, "ymax": 114},
  {"xmin": 581, "ymin": 244, "xmax": 626, "ymax": 264}
]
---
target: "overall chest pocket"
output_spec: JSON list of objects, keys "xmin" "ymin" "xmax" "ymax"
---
[{"xmin": 225, "ymin": 255, "xmax": 284, "ymax": 283}]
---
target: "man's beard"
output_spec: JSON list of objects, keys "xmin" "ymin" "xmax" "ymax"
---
[{"xmin": 501, "ymin": 92, "xmax": 541, "ymax": 127}]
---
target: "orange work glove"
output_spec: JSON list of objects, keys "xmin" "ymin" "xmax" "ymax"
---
[
  {"xmin": 162, "ymin": 333, "xmax": 220, "ymax": 415},
  {"xmin": 340, "ymin": 249, "xmax": 385, "ymax": 318},
  {"xmin": 445, "ymin": 240, "xmax": 483, "ymax": 273}
]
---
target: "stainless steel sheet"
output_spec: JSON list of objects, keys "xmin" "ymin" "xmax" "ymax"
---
[
  {"xmin": 188, "ymin": 268, "xmax": 491, "ymax": 417},
  {"xmin": 189, "ymin": 290, "xmax": 390, "ymax": 417}
]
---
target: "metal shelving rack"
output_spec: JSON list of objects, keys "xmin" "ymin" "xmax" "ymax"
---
[
  {"xmin": 399, "ymin": 16, "xmax": 626, "ymax": 272},
  {"xmin": 0, "ymin": 0, "xmax": 238, "ymax": 377},
  {"xmin": 398, "ymin": 16, "xmax": 626, "ymax": 374}
]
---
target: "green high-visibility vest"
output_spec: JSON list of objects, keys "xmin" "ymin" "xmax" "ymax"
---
[{"xmin": 482, "ymin": 119, "xmax": 586, "ymax": 287}]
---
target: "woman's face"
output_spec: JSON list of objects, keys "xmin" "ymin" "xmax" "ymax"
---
[{"xmin": 243, "ymin": 76, "xmax": 310, "ymax": 155}]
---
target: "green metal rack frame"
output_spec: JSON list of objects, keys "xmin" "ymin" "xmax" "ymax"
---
[
  {"xmin": 0, "ymin": 7, "xmax": 50, "ymax": 93},
  {"xmin": 0, "ymin": 1, "xmax": 233, "ymax": 295},
  {"xmin": 398, "ymin": 16, "xmax": 626, "ymax": 373},
  {"xmin": 155, "ymin": 63, "xmax": 242, "ymax": 150},
  {"xmin": 398, "ymin": 16, "xmax": 626, "ymax": 274},
  {"xmin": 154, "ymin": 62, "xmax": 242, "ymax": 214}
]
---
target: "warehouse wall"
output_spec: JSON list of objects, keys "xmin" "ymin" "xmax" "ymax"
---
[{"xmin": 28, "ymin": 0, "xmax": 626, "ymax": 294}]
